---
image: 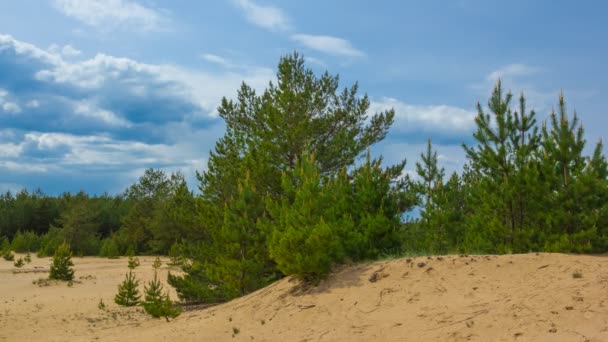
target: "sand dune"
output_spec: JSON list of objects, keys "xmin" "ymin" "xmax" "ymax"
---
[{"xmin": 1, "ymin": 253, "xmax": 607, "ymax": 341}]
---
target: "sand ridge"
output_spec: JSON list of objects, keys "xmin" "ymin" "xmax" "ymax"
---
[{"xmin": 1, "ymin": 253, "xmax": 607, "ymax": 341}]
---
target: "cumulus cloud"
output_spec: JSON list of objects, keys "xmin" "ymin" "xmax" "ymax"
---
[
  {"xmin": 0, "ymin": 34, "xmax": 274, "ymax": 194},
  {"xmin": 232, "ymin": 0, "xmax": 290, "ymax": 32},
  {"xmin": 291, "ymin": 34, "xmax": 364, "ymax": 58},
  {"xmin": 370, "ymin": 97, "xmax": 475, "ymax": 144},
  {"xmin": 52, "ymin": 0, "xmax": 166, "ymax": 32},
  {"xmin": 48, "ymin": 43, "xmax": 82, "ymax": 57}
]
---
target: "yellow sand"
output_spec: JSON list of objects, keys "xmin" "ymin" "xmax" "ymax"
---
[{"xmin": 1, "ymin": 253, "xmax": 607, "ymax": 341}]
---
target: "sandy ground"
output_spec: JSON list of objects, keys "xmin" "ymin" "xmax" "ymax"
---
[{"xmin": 1, "ymin": 253, "xmax": 607, "ymax": 341}]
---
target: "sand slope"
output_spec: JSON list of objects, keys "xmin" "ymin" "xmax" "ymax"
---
[{"xmin": 1, "ymin": 253, "xmax": 607, "ymax": 341}]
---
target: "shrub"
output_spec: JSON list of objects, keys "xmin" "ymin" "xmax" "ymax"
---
[
  {"xmin": 114, "ymin": 271, "xmax": 141, "ymax": 306},
  {"xmin": 49, "ymin": 241, "xmax": 74, "ymax": 281},
  {"xmin": 14, "ymin": 258, "xmax": 24, "ymax": 268},
  {"xmin": 2, "ymin": 250, "xmax": 14, "ymax": 261},
  {"xmin": 24, "ymin": 253, "xmax": 32, "ymax": 263}
]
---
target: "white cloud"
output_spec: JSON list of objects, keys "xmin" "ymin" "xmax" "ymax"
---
[
  {"xmin": 0, "ymin": 160, "xmax": 48, "ymax": 173},
  {"xmin": 52, "ymin": 0, "xmax": 165, "ymax": 31},
  {"xmin": 233, "ymin": 0, "xmax": 290, "ymax": 32},
  {"xmin": 33, "ymin": 52, "xmax": 274, "ymax": 115},
  {"xmin": 2, "ymin": 102, "xmax": 21, "ymax": 113},
  {"xmin": 381, "ymin": 142, "xmax": 468, "ymax": 178},
  {"xmin": 0, "ymin": 34, "xmax": 60, "ymax": 64},
  {"xmin": 487, "ymin": 63, "xmax": 539, "ymax": 83},
  {"xmin": 474, "ymin": 63, "xmax": 555, "ymax": 114},
  {"xmin": 48, "ymin": 43, "xmax": 81, "ymax": 57},
  {"xmin": 200, "ymin": 53, "xmax": 234, "ymax": 69},
  {"xmin": 26, "ymin": 100, "xmax": 40, "ymax": 108},
  {"xmin": 61, "ymin": 44, "xmax": 81, "ymax": 56},
  {"xmin": 0, "ymin": 142, "xmax": 22, "ymax": 158},
  {"xmin": 370, "ymin": 97, "xmax": 475, "ymax": 136},
  {"xmin": 291, "ymin": 34, "xmax": 364, "ymax": 57},
  {"xmin": 73, "ymin": 101, "xmax": 132, "ymax": 127}
]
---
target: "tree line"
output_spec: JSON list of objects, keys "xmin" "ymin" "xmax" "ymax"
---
[{"xmin": 1, "ymin": 53, "xmax": 607, "ymax": 304}]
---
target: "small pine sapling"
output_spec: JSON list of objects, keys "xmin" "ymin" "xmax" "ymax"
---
[
  {"xmin": 24, "ymin": 253, "xmax": 32, "ymax": 263},
  {"xmin": 49, "ymin": 241, "xmax": 75, "ymax": 281},
  {"xmin": 152, "ymin": 256, "xmax": 162, "ymax": 270},
  {"xmin": 128, "ymin": 255, "xmax": 140, "ymax": 270},
  {"xmin": 143, "ymin": 271, "xmax": 181, "ymax": 321},
  {"xmin": 114, "ymin": 271, "xmax": 141, "ymax": 306}
]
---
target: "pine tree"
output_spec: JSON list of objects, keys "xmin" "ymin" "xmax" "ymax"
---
[
  {"xmin": 114, "ymin": 271, "xmax": 141, "ymax": 306},
  {"xmin": 349, "ymin": 151, "xmax": 416, "ymax": 258},
  {"xmin": 49, "ymin": 241, "xmax": 74, "ymax": 281},
  {"xmin": 463, "ymin": 81, "xmax": 541, "ymax": 252},
  {"xmin": 415, "ymin": 139, "xmax": 446, "ymax": 252},
  {"xmin": 266, "ymin": 152, "xmax": 343, "ymax": 282},
  {"xmin": 206, "ymin": 172, "xmax": 271, "ymax": 298},
  {"xmin": 143, "ymin": 271, "xmax": 181, "ymax": 321},
  {"xmin": 173, "ymin": 53, "xmax": 403, "ymax": 299}
]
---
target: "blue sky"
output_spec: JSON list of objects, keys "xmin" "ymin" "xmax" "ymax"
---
[{"xmin": 0, "ymin": 0, "xmax": 607, "ymax": 195}]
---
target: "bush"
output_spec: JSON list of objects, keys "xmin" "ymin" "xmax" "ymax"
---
[
  {"xmin": 0, "ymin": 236, "xmax": 10, "ymax": 252},
  {"xmin": 99, "ymin": 237, "xmax": 120, "ymax": 259},
  {"xmin": 14, "ymin": 258, "xmax": 24, "ymax": 268},
  {"xmin": 2, "ymin": 250, "xmax": 14, "ymax": 261},
  {"xmin": 114, "ymin": 271, "xmax": 141, "ymax": 306},
  {"xmin": 49, "ymin": 241, "xmax": 74, "ymax": 281},
  {"xmin": 143, "ymin": 271, "xmax": 181, "ymax": 321},
  {"xmin": 11, "ymin": 231, "xmax": 41, "ymax": 253}
]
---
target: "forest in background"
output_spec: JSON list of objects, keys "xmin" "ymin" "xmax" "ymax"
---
[{"xmin": 1, "ymin": 53, "xmax": 607, "ymax": 303}]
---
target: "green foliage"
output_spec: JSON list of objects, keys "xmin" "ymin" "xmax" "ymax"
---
[
  {"xmin": 143, "ymin": 271, "xmax": 181, "ymax": 321},
  {"xmin": 2, "ymin": 249, "xmax": 14, "ymax": 261},
  {"xmin": 206, "ymin": 173, "xmax": 273, "ymax": 298},
  {"xmin": 24, "ymin": 252, "xmax": 32, "ymax": 263},
  {"xmin": 114, "ymin": 270, "xmax": 141, "ymax": 306},
  {"xmin": 54, "ymin": 192, "xmax": 102, "ymax": 256},
  {"xmin": 266, "ymin": 153, "xmax": 343, "ymax": 281},
  {"xmin": 37, "ymin": 227, "xmax": 64, "ymax": 257},
  {"xmin": 99, "ymin": 237, "xmax": 120, "ymax": 259},
  {"xmin": 11, "ymin": 231, "xmax": 41, "ymax": 252},
  {"xmin": 0, "ymin": 236, "xmax": 9, "ymax": 252},
  {"xmin": 49, "ymin": 241, "xmax": 74, "ymax": 281},
  {"xmin": 122, "ymin": 169, "xmax": 186, "ymax": 253}
]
